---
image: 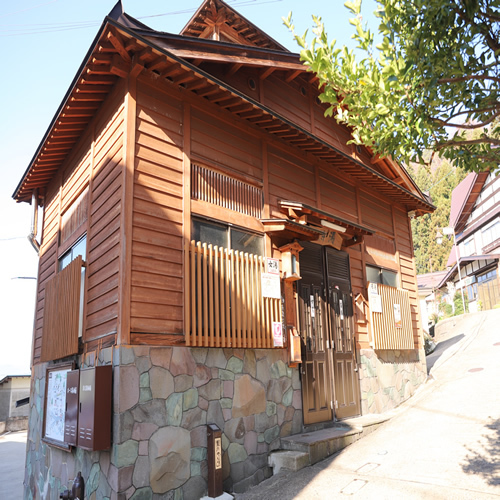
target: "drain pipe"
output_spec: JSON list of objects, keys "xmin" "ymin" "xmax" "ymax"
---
[{"xmin": 28, "ymin": 189, "xmax": 40, "ymax": 255}]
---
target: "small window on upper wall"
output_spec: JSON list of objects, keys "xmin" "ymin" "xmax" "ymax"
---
[
  {"xmin": 192, "ymin": 218, "xmax": 264, "ymax": 256},
  {"xmin": 366, "ymin": 265, "xmax": 399, "ymax": 288},
  {"xmin": 59, "ymin": 235, "xmax": 87, "ymax": 271}
]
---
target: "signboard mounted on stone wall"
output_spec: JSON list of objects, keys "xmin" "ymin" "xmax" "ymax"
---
[{"xmin": 42, "ymin": 362, "xmax": 74, "ymax": 450}]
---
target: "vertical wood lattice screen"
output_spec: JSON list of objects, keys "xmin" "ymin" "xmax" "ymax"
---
[
  {"xmin": 369, "ymin": 283, "xmax": 414, "ymax": 350},
  {"xmin": 187, "ymin": 241, "xmax": 282, "ymax": 348},
  {"xmin": 191, "ymin": 164, "xmax": 263, "ymax": 217},
  {"xmin": 40, "ymin": 256, "xmax": 83, "ymax": 362}
]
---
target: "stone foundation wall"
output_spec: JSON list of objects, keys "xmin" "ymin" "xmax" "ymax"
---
[
  {"xmin": 358, "ymin": 348, "xmax": 427, "ymax": 414},
  {"xmin": 25, "ymin": 345, "xmax": 303, "ymax": 499}
]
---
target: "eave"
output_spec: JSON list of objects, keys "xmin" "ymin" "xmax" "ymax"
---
[
  {"xmin": 13, "ymin": 17, "xmax": 435, "ymax": 215},
  {"xmin": 454, "ymin": 171, "xmax": 490, "ymax": 234}
]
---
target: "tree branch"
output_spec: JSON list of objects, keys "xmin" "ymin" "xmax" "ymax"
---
[
  {"xmin": 437, "ymin": 74, "xmax": 500, "ymax": 84},
  {"xmin": 436, "ymin": 136, "xmax": 500, "ymax": 149},
  {"xmin": 432, "ymin": 109, "xmax": 500, "ymax": 129}
]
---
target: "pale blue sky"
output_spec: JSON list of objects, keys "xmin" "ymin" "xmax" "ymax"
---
[{"xmin": 0, "ymin": 0, "xmax": 379, "ymax": 377}]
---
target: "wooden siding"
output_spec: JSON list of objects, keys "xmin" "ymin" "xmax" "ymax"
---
[
  {"xmin": 85, "ymin": 96, "xmax": 125, "ymax": 341},
  {"xmin": 129, "ymin": 79, "xmax": 184, "ymax": 336},
  {"xmin": 393, "ymin": 207, "xmax": 421, "ymax": 347},
  {"xmin": 359, "ymin": 190, "xmax": 394, "ymax": 236},
  {"xmin": 191, "ymin": 107, "xmax": 262, "ymax": 181},
  {"xmin": 263, "ymin": 75, "xmax": 311, "ymax": 131},
  {"xmin": 33, "ymin": 180, "xmax": 59, "ymax": 362},
  {"xmin": 267, "ymin": 146, "xmax": 316, "ymax": 218},
  {"xmin": 319, "ymin": 167, "xmax": 358, "ymax": 222}
]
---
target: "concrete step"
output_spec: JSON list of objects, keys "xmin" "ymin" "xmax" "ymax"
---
[
  {"xmin": 269, "ymin": 414, "xmax": 392, "ymax": 474},
  {"xmin": 281, "ymin": 425, "xmax": 363, "ymax": 466}
]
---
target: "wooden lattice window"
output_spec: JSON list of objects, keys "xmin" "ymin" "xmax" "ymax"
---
[
  {"xmin": 41, "ymin": 256, "xmax": 84, "ymax": 362},
  {"xmin": 187, "ymin": 241, "xmax": 282, "ymax": 348},
  {"xmin": 191, "ymin": 164, "xmax": 263, "ymax": 217},
  {"xmin": 368, "ymin": 283, "xmax": 415, "ymax": 350}
]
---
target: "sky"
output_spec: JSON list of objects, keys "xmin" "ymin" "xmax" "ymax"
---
[{"xmin": 0, "ymin": 0, "xmax": 379, "ymax": 378}]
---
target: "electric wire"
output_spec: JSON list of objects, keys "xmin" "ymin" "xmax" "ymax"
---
[{"xmin": 0, "ymin": 0, "xmax": 284, "ymax": 37}]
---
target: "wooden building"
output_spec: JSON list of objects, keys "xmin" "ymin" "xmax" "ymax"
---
[{"xmin": 14, "ymin": 1, "xmax": 434, "ymax": 497}]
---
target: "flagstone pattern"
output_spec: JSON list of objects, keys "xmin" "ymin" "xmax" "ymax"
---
[
  {"xmin": 24, "ymin": 345, "xmax": 302, "ymax": 499},
  {"xmin": 357, "ymin": 348, "xmax": 427, "ymax": 414}
]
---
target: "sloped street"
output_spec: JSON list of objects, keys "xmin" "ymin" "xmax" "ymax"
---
[{"xmin": 237, "ymin": 309, "xmax": 500, "ymax": 499}]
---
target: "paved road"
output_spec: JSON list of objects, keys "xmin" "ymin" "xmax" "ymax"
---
[
  {"xmin": 237, "ymin": 309, "xmax": 500, "ymax": 499},
  {"xmin": 0, "ymin": 430, "xmax": 27, "ymax": 500}
]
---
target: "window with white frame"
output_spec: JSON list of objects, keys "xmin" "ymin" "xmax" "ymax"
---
[{"xmin": 463, "ymin": 236, "xmax": 476, "ymax": 257}]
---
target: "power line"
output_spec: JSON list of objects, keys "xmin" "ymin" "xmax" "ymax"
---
[{"xmin": 0, "ymin": 0, "xmax": 284, "ymax": 37}]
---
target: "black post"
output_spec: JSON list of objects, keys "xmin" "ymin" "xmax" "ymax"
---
[{"xmin": 207, "ymin": 424, "xmax": 223, "ymax": 497}]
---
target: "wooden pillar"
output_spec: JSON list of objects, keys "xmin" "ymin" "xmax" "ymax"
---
[
  {"xmin": 183, "ymin": 103, "xmax": 192, "ymax": 345},
  {"xmin": 118, "ymin": 75, "xmax": 137, "ymax": 346}
]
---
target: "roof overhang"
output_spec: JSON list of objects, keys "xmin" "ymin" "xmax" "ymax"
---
[
  {"xmin": 13, "ymin": 14, "xmax": 435, "ymax": 215},
  {"xmin": 453, "ymin": 171, "xmax": 490, "ymax": 234}
]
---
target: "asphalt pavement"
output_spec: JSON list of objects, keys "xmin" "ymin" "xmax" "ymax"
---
[
  {"xmin": 0, "ymin": 430, "xmax": 27, "ymax": 500},
  {"xmin": 236, "ymin": 308, "xmax": 500, "ymax": 499}
]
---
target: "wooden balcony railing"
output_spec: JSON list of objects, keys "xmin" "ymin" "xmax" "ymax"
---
[
  {"xmin": 41, "ymin": 256, "xmax": 83, "ymax": 362},
  {"xmin": 187, "ymin": 241, "xmax": 282, "ymax": 348},
  {"xmin": 369, "ymin": 283, "xmax": 414, "ymax": 350}
]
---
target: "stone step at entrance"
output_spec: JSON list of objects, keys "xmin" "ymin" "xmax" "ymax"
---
[{"xmin": 268, "ymin": 413, "xmax": 391, "ymax": 474}]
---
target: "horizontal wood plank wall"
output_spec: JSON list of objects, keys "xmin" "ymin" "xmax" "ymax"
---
[
  {"xmin": 129, "ymin": 79, "xmax": 184, "ymax": 336},
  {"xmin": 188, "ymin": 241, "xmax": 281, "ymax": 348},
  {"xmin": 32, "ymin": 181, "xmax": 60, "ymax": 363},
  {"xmin": 191, "ymin": 108, "xmax": 262, "ymax": 181},
  {"xmin": 312, "ymin": 103, "xmax": 357, "ymax": 157},
  {"xmin": 359, "ymin": 190, "xmax": 394, "ymax": 236},
  {"xmin": 267, "ymin": 146, "xmax": 316, "ymax": 218},
  {"xmin": 319, "ymin": 166, "xmax": 358, "ymax": 222},
  {"xmin": 60, "ymin": 145, "xmax": 91, "ymax": 213},
  {"xmin": 262, "ymin": 75, "xmax": 311, "ymax": 131},
  {"xmin": 394, "ymin": 207, "xmax": 421, "ymax": 347},
  {"xmin": 85, "ymin": 96, "xmax": 125, "ymax": 342}
]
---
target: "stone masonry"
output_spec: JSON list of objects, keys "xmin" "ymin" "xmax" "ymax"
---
[
  {"xmin": 24, "ymin": 345, "xmax": 303, "ymax": 499},
  {"xmin": 357, "ymin": 348, "xmax": 428, "ymax": 414}
]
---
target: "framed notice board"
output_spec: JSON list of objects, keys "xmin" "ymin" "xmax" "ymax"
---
[{"xmin": 43, "ymin": 362, "xmax": 74, "ymax": 450}]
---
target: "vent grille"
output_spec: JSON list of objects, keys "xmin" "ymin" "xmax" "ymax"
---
[{"xmin": 191, "ymin": 164, "xmax": 263, "ymax": 218}]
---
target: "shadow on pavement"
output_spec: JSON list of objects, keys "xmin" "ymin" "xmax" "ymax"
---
[
  {"xmin": 462, "ymin": 417, "xmax": 500, "ymax": 486},
  {"xmin": 426, "ymin": 333, "xmax": 465, "ymax": 373}
]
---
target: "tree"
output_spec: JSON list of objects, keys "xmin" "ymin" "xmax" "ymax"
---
[
  {"xmin": 284, "ymin": 0, "xmax": 500, "ymax": 173},
  {"xmin": 410, "ymin": 160, "xmax": 466, "ymax": 273}
]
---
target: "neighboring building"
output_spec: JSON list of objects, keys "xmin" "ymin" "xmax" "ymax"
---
[
  {"xmin": 438, "ymin": 171, "xmax": 500, "ymax": 312},
  {"xmin": 0, "ymin": 375, "xmax": 31, "ymax": 430},
  {"xmin": 13, "ymin": 1, "xmax": 434, "ymax": 498},
  {"xmin": 417, "ymin": 271, "xmax": 447, "ymax": 332}
]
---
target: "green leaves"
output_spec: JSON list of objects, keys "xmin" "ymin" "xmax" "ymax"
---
[{"xmin": 285, "ymin": 0, "xmax": 500, "ymax": 174}]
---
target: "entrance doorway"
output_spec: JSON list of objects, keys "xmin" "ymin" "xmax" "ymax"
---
[{"xmin": 298, "ymin": 242, "xmax": 360, "ymax": 424}]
